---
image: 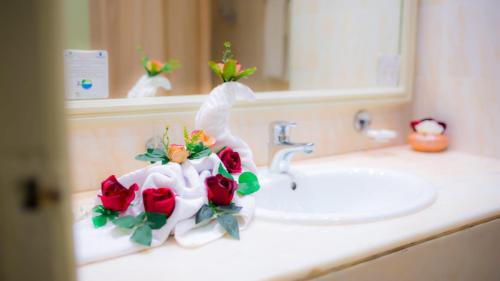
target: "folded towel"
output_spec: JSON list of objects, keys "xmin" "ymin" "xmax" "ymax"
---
[
  {"xmin": 195, "ymin": 82, "xmax": 258, "ymax": 173},
  {"xmin": 127, "ymin": 74, "xmax": 171, "ymax": 98},
  {"xmin": 174, "ymin": 195, "xmax": 255, "ymax": 247},
  {"xmin": 75, "ymin": 81, "xmax": 260, "ymax": 264},
  {"xmin": 174, "ymin": 154, "xmax": 255, "ymax": 247},
  {"xmin": 74, "ymin": 162, "xmax": 205, "ymax": 265}
]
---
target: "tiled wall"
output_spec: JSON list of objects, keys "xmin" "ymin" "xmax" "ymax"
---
[
  {"xmin": 68, "ymin": 100, "xmax": 410, "ymax": 192},
  {"xmin": 413, "ymin": 0, "xmax": 500, "ymax": 158},
  {"xmin": 289, "ymin": 0, "xmax": 402, "ymax": 90}
]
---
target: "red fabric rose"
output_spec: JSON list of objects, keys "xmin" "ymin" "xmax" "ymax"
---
[
  {"xmin": 205, "ymin": 174, "xmax": 237, "ymax": 206},
  {"xmin": 99, "ymin": 175, "xmax": 138, "ymax": 212},
  {"xmin": 142, "ymin": 188, "xmax": 176, "ymax": 216},
  {"xmin": 218, "ymin": 147, "xmax": 242, "ymax": 173}
]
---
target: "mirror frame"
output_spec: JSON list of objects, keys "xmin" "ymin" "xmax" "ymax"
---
[{"xmin": 67, "ymin": 0, "xmax": 417, "ymax": 120}]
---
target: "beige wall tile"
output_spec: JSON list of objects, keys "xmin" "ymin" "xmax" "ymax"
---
[{"xmin": 413, "ymin": 0, "xmax": 500, "ymax": 158}]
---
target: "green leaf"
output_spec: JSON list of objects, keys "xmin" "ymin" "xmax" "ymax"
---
[
  {"xmin": 188, "ymin": 147, "xmax": 212, "ymax": 159},
  {"xmin": 92, "ymin": 215, "xmax": 107, "ymax": 228},
  {"xmin": 195, "ymin": 204, "xmax": 214, "ymax": 224},
  {"xmin": 234, "ymin": 67, "xmax": 257, "ymax": 81},
  {"xmin": 92, "ymin": 205, "xmax": 105, "ymax": 214},
  {"xmin": 215, "ymin": 146, "xmax": 227, "ymax": 155},
  {"xmin": 237, "ymin": 171, "xmax": 260, "ymax": 195},
  {"xmin": 113, "ymin": 215, "xmax": 141, "ymax": 229},
  {"xmin": 131, "ymin": 224, "xmax": 153, "ymax": 246},
  {"xmin": 208, "ymin": 61, "xmax": 222, "ymax": 77},
  {"xmin": 218, "ymin": 163, "xmax": 234, "ymax": 180},
  {"xmin": 187, "ymin": 142, "xmax": 212, "ymax": 160},
  {"xmin": 215, "ymin": 203, "xmax": 242, "ymax": 215},
  {"xmin": 217, "ymin": 214, "xmax": 239, "ymax": 240},
  {"xmin": 135, "ymin": 152, "xmax": 168, "ymax": 164},
  {"xmin": 183, "ymin": 126, "xmax": 190, "ymax": 145},
  {"xmin": 223, "ymin": 59, "xmax": 236, "ymax": 82},
  {"xmin": 146, "ymin": 212, "xmax": 167, "ymax": 229},
  {"xmin": 150, "ymin": 148, "xmax": 166, "ymax": 156},
  {"xmin": 161, "ymin": 59, "xmax": 180, "ymax": 73}
]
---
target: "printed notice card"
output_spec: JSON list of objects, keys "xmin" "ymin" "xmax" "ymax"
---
[{"xmin": 64, "ymin": 49, "xmax": 109, "ymax": 100}]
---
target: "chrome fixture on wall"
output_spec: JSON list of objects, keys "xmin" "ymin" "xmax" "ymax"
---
[
  {"xmin": 269, "ymin": 121, "xmax": 315, "ymax": 174},
  {"xmin": 354, "ymin": 110, "xmax": 397, "ymax": 143}
]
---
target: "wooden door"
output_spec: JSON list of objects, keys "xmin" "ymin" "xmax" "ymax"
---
[{"xmin": 0, "ymin": 1, "xmax": 75, "ymax": 281}]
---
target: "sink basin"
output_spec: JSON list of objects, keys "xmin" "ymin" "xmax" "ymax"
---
[{"xmin": 255, "ymin": 166, "xmax": 437, "ymax": 224}]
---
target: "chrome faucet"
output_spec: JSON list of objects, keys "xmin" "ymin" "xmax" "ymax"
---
[{"xmin": 269, "ymin": 121, "xmax": 315, "ymax": 173}]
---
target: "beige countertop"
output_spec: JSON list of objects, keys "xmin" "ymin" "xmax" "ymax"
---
[{"xmin": 75, "ymin": 146, "xmax": 500, "ymax": 281}]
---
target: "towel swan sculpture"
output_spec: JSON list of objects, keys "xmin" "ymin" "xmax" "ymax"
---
[{"xmin": 195, "ymin": 81, "xmax": 258, "ymax": 173}]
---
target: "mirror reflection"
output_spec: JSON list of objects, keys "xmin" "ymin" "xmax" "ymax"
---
[{"xmin": 64, "ymin": 0, "xmax": 403, "ymax": 99}]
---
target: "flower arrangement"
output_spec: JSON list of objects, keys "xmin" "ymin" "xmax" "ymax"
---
[
  {"xmin": 91, "ymin": 126, "xmax": 260, "ymax": 245},
  {"xmin": 141, "ymin": 56, "xmax": 179, "ymax": 77},
  {"xmin": 79, "ymin": 41, "xmax": 260, "ymax": 264},
  {"xmin": 127, "ymin": 49, "xmax": 179, "ymax": 98},
  {"xmin": 208, "ymin": 41, "xmax": 256, "ymax": 82}
]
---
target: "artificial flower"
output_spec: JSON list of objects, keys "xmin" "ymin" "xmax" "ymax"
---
[
  {"xmin": 205, "ymin": 174, "xmax": 237, "ymax": 206},
  {"xmin": 218, "ymin": 147, "xmax": 242, "ymax": 173},
  {"xmin": 167, "ymin": 144, "xmax": 189, "ymax": 163},
  {"xmin": 99, "ymin": 175, "xmax": 138, "ymax": 212},
  {"xmin": 208, "ymin": 41, "xmax": 256, "ymax": 82},
  {"xmin": 145, "ymin": 60, "xmax": 164, "ymax": 75},
  {"xmin": 191, "ymin": 129, "xmax": 216, "ymax": 147},
  {"xmin": 140, "ymin": 55, "xmax": 179, "ymax": 77},
  {"xmin": 142, "ymin": 188, "xmax": 176, "ymax": 216}
]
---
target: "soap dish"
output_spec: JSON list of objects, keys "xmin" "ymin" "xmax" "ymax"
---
[{"xmin": 408, "ymin": 118, "xmax": 448, "ymax": 153}]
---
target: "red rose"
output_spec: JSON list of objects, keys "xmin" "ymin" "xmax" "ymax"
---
[
  {"xmin": 218, "ymin": 147, "xmax": 242, "ymax": 173},
  {"xmin": 205, "ymin": 174, "xmax": 237, "ymax": 206},
  {"xmin": 99, "ymin": 175, "xmax": 138, "ymax": 212},
  {"xmin": 142, "ymin": 188, "xmax": 176, "ymax": 216}
]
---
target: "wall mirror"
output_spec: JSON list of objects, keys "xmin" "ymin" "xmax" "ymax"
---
[{"xmin": 65, "ymin": 0, "xmax": 415, "ymax": 113}]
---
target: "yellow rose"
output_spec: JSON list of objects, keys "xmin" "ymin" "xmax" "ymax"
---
[
  {"xmin": 191, "ymin": 129, "xmax": 216, "ymax": 147},
  {"xmin": 167, "ymin": 144, "xmax": 189, "ymax": 163}
]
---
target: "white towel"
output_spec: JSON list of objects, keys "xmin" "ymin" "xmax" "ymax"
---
[
  {"xmin": 174, "ymin": 195, "xmax": 255, "ymax": 247},
  {"xmin": 75, "ymin": 82, "xmax": 260, "ymax": 264},
  {"xmin": 127, "ymin": 74, "xmax": 172, "ymax": 98},
  {"xmin": 195, "ymin": 82, "xmax": 258, "ymax": 173},
  {"xmin": 74, "ymin": 162, "xmax": 205, "ymax": 265},
  {"xmin": 174, "ymin": 154, "xmax": 256, "ymax": 247}
]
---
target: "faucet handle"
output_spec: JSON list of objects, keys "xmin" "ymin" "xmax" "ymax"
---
[{"xmin": 271, "ymin": 121, "xmax": 297, "ymax": 144}]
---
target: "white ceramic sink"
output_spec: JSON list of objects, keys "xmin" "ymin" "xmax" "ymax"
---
[{"xmin": 255, "ymin": 166, "xmax": 437, "ymax": 224}]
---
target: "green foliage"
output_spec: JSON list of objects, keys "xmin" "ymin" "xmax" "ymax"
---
[
  {"xmin": 131, "ymin": 224, "xmax": 153, "ymax": 246},
  {"xmin": 184, "ymin": 127, "xmax": 212, "ymax": 160},
  {"xmin": 92, "ymin": 205, "xmax": 119, "ymax": 228},
  {"xmin": 217, "ymin": 214, "xmax": 240, "ymax": 240},
  {"xmin": 146, "ymin": 212, "xmax": 167, "ymax": 230},
  {"xmin": 222, "ymin": 41, "xmax": 234, "ymax": 63},
  {"xmin": 237, "ymin": 171, "xmax": 261, "ymax": 195},
  {"xmin": 195, "ymin": 203, "xmax": 241, "ymax": 240},
  {"xmin": 135, "ymin": 148, "xmax": 169, "ymax": 164},
  {"xmin": 218, "ymin": 163, "xmax": 234, "ymax": 180},
  {"xmin": 92, "ymin": 215, "xmax": 107, "ymax": 228},
  {"xmin": 214, "ymin": 203, "xmax": 242, "ymax": 215},
  {"xmin": 195, "ymin": 204, "xmax": 214, "ymax": 224},
  {"xmin": 209, "ymin": 41, "xmax": 257, "ymax": 83},
  {"xmin": 140, "ymin": 53, "xmax": 180, "ymax": 77},
  {"xmin": 222, "ymin": 59, "xmax": 236, "ymax": 82},
  {"xmin": 113, "ymin": 215, "xmax": 141, "ymax": 229},
  {"xmin": 112, "ymin": 211, "xmax": 167, "ymax": 247}
]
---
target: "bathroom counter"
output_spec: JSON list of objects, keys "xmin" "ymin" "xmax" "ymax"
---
[{"xmin": 76, "ymin": 146, "xmax": 500, "ymax": 281}]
